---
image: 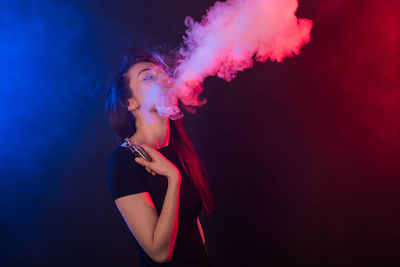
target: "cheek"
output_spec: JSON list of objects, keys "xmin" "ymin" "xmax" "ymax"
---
[
  {"xmin": 137, "ymin": 83, "xmax": 151, "ymax": 96},
  {"xmin": 133, "ymin": 82, "xmax": 150, "ymax": 100},
  {"xmin": 136, "ymin": 83, "xmax": 160, "ymax": 106}
]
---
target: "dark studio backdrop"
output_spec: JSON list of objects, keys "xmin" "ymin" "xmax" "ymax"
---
[{"xmin": 1, "ymin": 0, "xmax": 399, "ymax": 266}]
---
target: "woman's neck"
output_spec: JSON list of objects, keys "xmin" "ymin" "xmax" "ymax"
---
[{"xmin": 130, "ymin": 112, "xmax": 170, "ymax": 149}]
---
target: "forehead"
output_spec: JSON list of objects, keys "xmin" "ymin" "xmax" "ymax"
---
[{"xmin": 128, "ymin": 61, "xmax": 158, "ymax": 78}]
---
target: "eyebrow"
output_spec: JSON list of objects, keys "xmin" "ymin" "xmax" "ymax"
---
[{"xmin": 137, "ymin": 68, "xmax": 152, "ymax": 79}]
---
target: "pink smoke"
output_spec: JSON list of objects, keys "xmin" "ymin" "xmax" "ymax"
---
[{"xmin": 167, "ymin": 0, "xmax": 313, "ymax": 113}]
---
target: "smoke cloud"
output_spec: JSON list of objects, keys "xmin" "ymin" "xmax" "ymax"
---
[{"xmin": 158, "ymin": 0, "xmax": 313, "ymax": 117}]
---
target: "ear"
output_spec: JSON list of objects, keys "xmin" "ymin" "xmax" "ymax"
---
[{"xmin": 127, "ymin": 97, "xmax": 140, "ymax": 111}]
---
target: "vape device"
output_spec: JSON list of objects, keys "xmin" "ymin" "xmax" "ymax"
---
[{"xmin": 124, "ymin": 137, "xmax": 152, "ymax": 162}]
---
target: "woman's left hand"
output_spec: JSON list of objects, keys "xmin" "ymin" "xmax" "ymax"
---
[{"xmin": 134, "ymin": 144, "xmax": 180, "ymax": 179}]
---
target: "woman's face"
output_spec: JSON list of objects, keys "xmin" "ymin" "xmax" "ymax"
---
[{"xmin": 126, "ymin": 61, "xmax": 174, "ymax": 113}]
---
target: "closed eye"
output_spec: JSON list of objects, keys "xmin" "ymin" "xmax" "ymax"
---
[{"xmin": 143, "ymin": 73, "xmax": 153, "ymax": 81}]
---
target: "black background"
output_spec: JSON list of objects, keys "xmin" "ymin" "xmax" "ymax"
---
[{"xmin": 1, "ymin": 0, "xmax": 399, "ymax": 266}]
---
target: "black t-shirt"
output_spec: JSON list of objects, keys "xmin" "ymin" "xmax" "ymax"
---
[{"xmin": 107, "ymin": 143, "xmax": 212, "ymax": 266}]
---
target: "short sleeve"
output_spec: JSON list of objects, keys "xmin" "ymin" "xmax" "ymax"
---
[{"xmin": 107, "ymin": 148, "xmax": 147, "ymax": 201}]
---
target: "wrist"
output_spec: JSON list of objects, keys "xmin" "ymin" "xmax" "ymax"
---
[{"xmin": 166, "ymin": 171, "xmax": 181, "ymax": 183}]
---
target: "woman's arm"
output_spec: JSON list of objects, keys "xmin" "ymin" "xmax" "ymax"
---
[
  {"xmin": 115, "ymin": 173, "xmax": 181, "ymax": 263},
  {"xmin": 152, "ymin": 173, "xmax": 181, "ymax": 262},
  {"xmin": 197, "ymin": 216, "xmax": 207, "ymax": 251}
]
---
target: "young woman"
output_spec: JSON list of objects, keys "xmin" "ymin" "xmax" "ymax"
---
[{"xmin": 105, "ymin": 47, "xmax": 215, "ymax": 266}]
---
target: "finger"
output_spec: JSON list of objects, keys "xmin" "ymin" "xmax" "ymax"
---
[
  {"xmin": 147, "ymin": 168, "xmax": 155, "ymax": 175},
  {"xmin": 135, "ymin": 157, "xmax": 149, "ymax": 167}
]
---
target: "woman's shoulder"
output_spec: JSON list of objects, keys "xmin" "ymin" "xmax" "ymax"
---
[
  {"xmin": 109, "ymin": 141, "xmax": 136, "ymax": 158},
  {"xmin": 107, "ymin": 144, "xmax": 140, "ymax": 171},
  {"xmin": 106, "ymin": 145, "xmax": 148, "ymax": 201}
]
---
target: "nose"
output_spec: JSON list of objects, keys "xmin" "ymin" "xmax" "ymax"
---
[
  {"xmin": 154, "ymin": 67, "xmax": 174, "ymax": 87},
  {"xmin": 161, "ymin": 76, "xmax": 174, "ymax": 88}
]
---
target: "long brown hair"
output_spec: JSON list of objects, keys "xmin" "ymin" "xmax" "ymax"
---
[{"xmin": 104, "ymin": 47, "xmax": 215, "ymax": 216}]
